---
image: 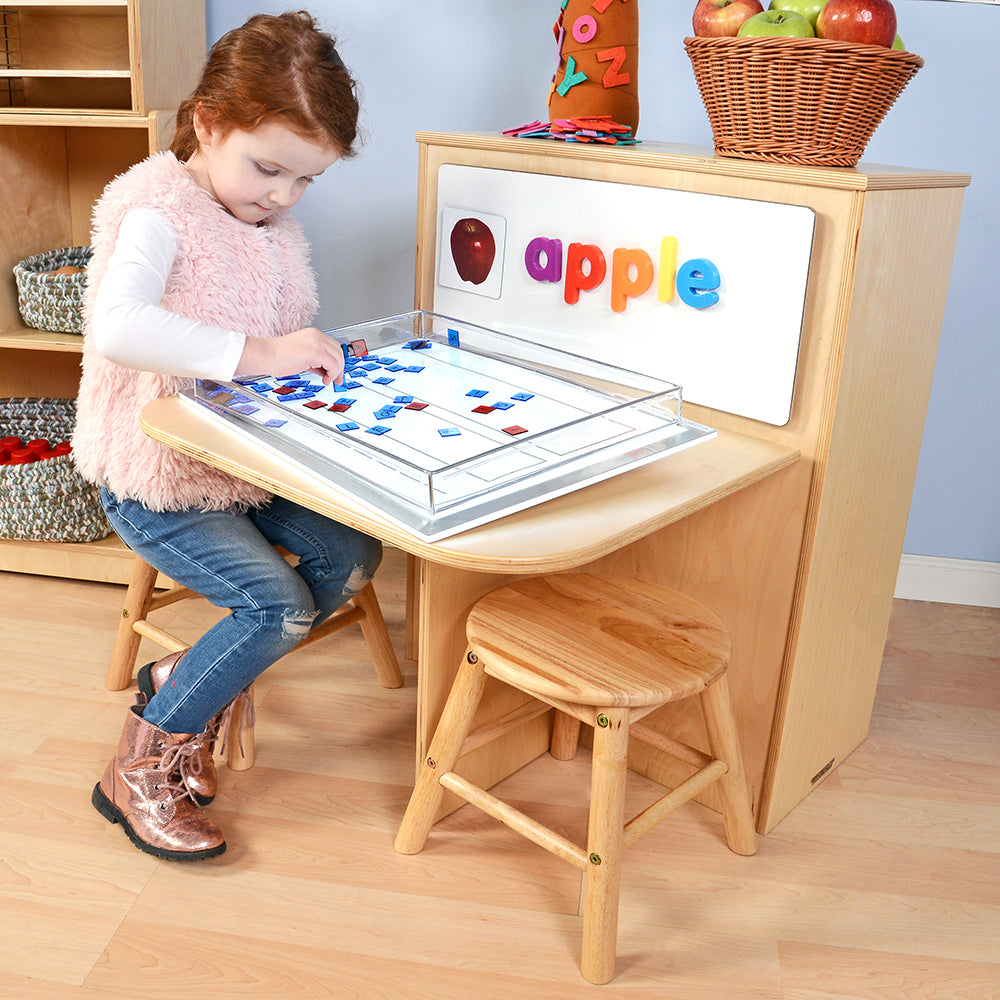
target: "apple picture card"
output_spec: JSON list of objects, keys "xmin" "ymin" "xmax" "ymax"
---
[
  {"xmin": 438, "ymin": 207, "xmax": 507, "ymax": 300},
  {"xmin": 433, "ymin": 164, "xmax": 816, "ymax": 426}
]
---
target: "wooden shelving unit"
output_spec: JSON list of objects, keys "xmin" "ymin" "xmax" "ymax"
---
[{"xmin": 0, "ymin": 0, "xmax": 205, "ymax": 584}]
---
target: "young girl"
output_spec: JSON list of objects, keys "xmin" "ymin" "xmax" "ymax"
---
[{"xmin": 74, "ymin": 12, "xmax": 383, "ymax": 861}]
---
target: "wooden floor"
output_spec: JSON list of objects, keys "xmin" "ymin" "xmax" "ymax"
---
[{"xmin": 2, "ymin": 546, "xmax": 998, "ymax": 998}]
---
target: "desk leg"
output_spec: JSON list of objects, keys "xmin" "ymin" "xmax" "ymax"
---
[{"xmin": 415, "ymin": 561, "xmax": 552, "ymax": 819}]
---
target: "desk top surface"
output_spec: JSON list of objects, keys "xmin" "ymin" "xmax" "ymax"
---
[{"xmin": 142, "ymin": 395, "xmax": 799, "ymax": 574}]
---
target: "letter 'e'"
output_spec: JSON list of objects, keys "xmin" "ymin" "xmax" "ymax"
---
[{"xmin": 676, "ymin": 257, "xmax": 721, "ymax": 309}]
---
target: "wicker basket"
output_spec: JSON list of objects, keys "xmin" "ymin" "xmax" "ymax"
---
[
  {"xmin": 13, "ymin": 246, "xmax": 93, "ymax": 334},
  {"xmin": 0, "ymin": 398, "xmax": 111, "ymax": 543},
  {"xmin": 684, "ymin": 35, "xmax": 924, "ymax": 167}
]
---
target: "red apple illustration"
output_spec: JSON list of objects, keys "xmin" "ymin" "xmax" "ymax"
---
[{"xmin": 450, "ymin": 217, "xmax": 496, "ymax": 285}]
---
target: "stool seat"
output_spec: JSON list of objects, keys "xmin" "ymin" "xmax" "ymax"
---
[
  {"xmin": 468, "ymin": 575, "xmax": 732, "ymax": 707},
  {"xmin": 395, "ymin": 572, "xmax": 756, "ymax": 985}
]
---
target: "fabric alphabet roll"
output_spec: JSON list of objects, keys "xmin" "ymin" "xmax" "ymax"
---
[{"xmin": 548, "ymin": 0, "xmax": 639, "ymax": 138}]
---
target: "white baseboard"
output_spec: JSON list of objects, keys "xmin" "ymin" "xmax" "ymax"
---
[{"xmin": 895, "ymin": 554, "xmax": 1000, "ymax": 608}]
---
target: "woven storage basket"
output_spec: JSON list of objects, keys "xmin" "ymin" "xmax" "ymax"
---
[
  {"xmin": 684, "ymin": 36, "xmax": 924, "ymax": 167},
  {"xmin": 13, "ymin": 246, "xmax": 92, "ymax": 334},
  {"xmin": 0, "ymin": 398, "xmax": 111, "ymax": 543}
]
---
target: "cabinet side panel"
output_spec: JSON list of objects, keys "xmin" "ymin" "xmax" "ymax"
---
[
  {"xmin": 134, "ymin": 0, "xmax": 206, "ymax": 113},
  {"xmin": 761, "ymin": 186, "xmax": 967, "ymax": 830}
]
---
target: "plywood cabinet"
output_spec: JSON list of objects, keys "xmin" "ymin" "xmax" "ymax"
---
[{"xmin": 0, "ymin": 1, "xmax": 205, "ymax": 583}]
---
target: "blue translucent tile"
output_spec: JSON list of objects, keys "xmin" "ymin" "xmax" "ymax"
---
[
  {"xmin": 263, "ymin": 418, "xmax": 287, "ymax": 428},
  {"xmin": 336, "ymin": 421, "xmax": 359, "ymax": 431},
  {"xmin": 394, "ymin": 395, "xmax": 414, "ymax": 404},
  {"xmin": 342, "ymin": 381, "xmax": 363, "ymax": 390},
  {"xmin": 405, "ymin": 365, "xmax": 425, "ymax": 373},
  {"xmin": 366, "ymin": 425, "xmax": 391, "ymax": 435},
  {"xmin": 511, "ymin": 392, "xmax": 534, "ymax": 401},
  {"xmin": 231, "ymin": 404, "xmax": 259, "ymax": 415},
  {"xmin": 360, "ymin": 362, "xmax": 381, "ymax": 371},
  {"xmin": 447, "ymin": 329, "xmax": 460, "ymax": 346},
  {"xmin": 438, "ymin": 427, "xmax": 461, "ymax": 437},
  {"xmin": 373, "ymin": 377, "xmax": 395, "ymax": 385},
  {"xmin": 386, "ymin": 364, "xmax": 406, "ymax": 372},
  {"xmin": 466, "ymin": 389, "xmax": 488, "ymax": 398},
  {"xmin": 492, "ymin": 400, "xmax": 514, "ymax": 410}
]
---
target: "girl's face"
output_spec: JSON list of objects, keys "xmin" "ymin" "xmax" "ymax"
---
[{"xmin": 187, "ymin": 115, "xmax": 340, "ymax": 225}]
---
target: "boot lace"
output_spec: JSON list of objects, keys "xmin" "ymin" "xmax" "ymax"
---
[{"xmin": 155, "ymin": 736, "xmax": 208, "ymax": 806}]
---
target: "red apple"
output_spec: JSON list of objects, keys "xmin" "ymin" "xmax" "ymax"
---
[
  {"xmin": 816, "ymin": 0, "xmax": 896, "ymax": 47},
  {"xmin": 692, "ymin": 0, "xmax": 764, "ymax": 37},
  {"xmin": 450, "ymin": 218, "xmax": 496, "ymax": 285}
]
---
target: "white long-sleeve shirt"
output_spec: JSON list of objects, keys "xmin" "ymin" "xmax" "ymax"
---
[{"xmin": 92, "ymin": 206, "xmax": 246, "ymax": 380}]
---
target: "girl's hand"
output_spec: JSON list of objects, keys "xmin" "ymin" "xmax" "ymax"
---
[{"xmin": 236, "ymin": 326, "xmax": 345, "ymax": 385}]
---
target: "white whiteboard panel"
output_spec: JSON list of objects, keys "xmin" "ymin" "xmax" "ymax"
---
[{"xmin": 432, "ymin": 164, "xmax": 815, "ymax": 425}]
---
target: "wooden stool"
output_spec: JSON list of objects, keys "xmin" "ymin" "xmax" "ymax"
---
[
  {"xmin": 394, "ymin": 573, "xmax": 757, "ymax": 985},
  {"xmin": 106, "ymin": 553, "xmax": 404, "ymax": 770}
]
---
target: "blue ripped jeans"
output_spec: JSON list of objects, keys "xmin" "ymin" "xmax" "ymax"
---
[{"xmin": 101, "ymin": 488, "xmax": 383, "ymax": 735}]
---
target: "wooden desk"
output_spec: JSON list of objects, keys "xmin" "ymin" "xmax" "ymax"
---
[{"xmin": 142, "ymin": 395, "xmax": 799, "ymax": 828}]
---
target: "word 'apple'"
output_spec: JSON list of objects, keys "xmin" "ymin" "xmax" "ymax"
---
[
  {"xmin": 816, "ymin": 0, "xmax": 896, "ymax": 47},
  {"xmin": 692, "ymin": 0, "xmax": 763, "ymax": 37},
  {"xmin": 450, "ymin": 218, "xmax": 496, "ymax": 285},
  {"xmin": 738, "ymin": 9, "xmax": 815, "ymax": 37},
  {"xmin": 525, "ymin": 236, "xmax": 722, "ymax": 312}
]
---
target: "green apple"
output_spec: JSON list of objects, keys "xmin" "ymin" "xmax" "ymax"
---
[
  {"xmin": 737, "ymin": 9, "xmax": 815, "ymax": 36},
  {"xmin": 892, "ymin": 33, "xmax": 905, "ymax": 50},
  {"xmin": 768, "ymin": 0, "xmax": 826, "ymax": 29}
]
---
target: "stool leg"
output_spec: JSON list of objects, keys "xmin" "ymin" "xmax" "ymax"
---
[
  {"xmin": 353, "ymin": 582, "xmax": 404, "ymax": 689},
  {"xmin": 700, "ymin": 674, "xmax": 757, "ymax": 856},
  {"xmin": 550, "ymin": 711, "xmax": 581, "ymax": 760},
  {"xmin": 106, "ymin": 558, "xmax": 159, "ymax": 690},
  {"xmin": 581, "ymin": 707, "xmax": 629, "ymax": 985},
  {"xmin": 224, "ymin": 683, "xmax": 256, "ymax": 771},
  {"xmin": 394, "ymin": 649, "xmax": 487, "ymax": 855}
]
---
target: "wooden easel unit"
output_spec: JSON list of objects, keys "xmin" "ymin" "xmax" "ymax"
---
[{"xmin": 412, "ymin": 132, "xmax": 969, "ymax": 831}]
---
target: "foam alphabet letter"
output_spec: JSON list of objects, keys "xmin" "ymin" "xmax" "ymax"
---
[
  {"xmin": 676, "ymin": 257, "xmax": 721, "ymax": 309},
  {"xmin": 564, "ymin": 242, "xmax": 607, "ymax": 305},
  {"xmin": 611, "ymin": 248, "xmax": 654, "ymax": 312},
  {"xmin": 524, "ymin": 237, "xmax": 564, "ymax": 283},
  {"xmin": 597, "ymin": 46, "xmax": 630, "ymax": 89}
]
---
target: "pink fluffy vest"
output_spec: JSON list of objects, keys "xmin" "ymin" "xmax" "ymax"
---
[{"xmin": 73, "ymin": 152, "xmax": 317, "ymax": 511}]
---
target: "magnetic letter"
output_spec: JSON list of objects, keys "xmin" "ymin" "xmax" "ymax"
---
[
  {"xmin": 677, "ymin": 257, "xmax": 721, "ymax": 309},
  {"xmin": 611, "ymin": 248, "xmax": 654, "ymax": 313},
  {"xmin": 564, "ymin": 242, "xmax": 607, "ymax": 305},
  {"xmin": 596, "ymin": 46, "xmax": 630, "ymax": 88},
  {"xmin": 658, "ymin": 236, "xmax": 677, "ymax": 303},
  {"xmin": 524, "ymin": 237, "xmax": 563, "ymax": 283}
]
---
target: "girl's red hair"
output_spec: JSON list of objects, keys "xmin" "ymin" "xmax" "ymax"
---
[{"xmin": 171, "ymin": 11, "xmax": 360, "ymax": 161}]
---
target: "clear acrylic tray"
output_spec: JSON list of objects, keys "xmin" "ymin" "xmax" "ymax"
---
[{"xmin": 180, "ymin": 310, "xmax": 716, "ymax": 540}]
